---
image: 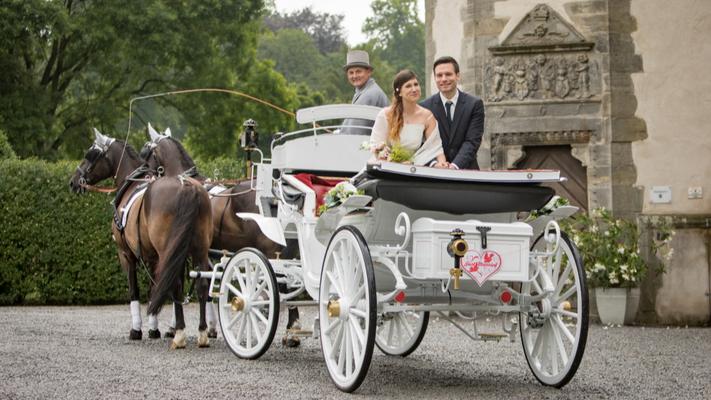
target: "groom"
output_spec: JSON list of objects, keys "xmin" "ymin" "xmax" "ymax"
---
[{"xmin": 421, "ymin": 56, "xmax": 485, "ymax": 169}]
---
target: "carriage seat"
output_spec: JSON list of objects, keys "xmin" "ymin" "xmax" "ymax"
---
[
  {"xmin": 275, "ymin": 173, "xmax": 345, "ymax": 212},
  {"xmin": 357, "ymin": 176, "xmax": 555, "ymax": 215}
]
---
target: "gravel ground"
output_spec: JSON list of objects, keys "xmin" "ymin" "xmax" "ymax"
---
[{"xmin": 0, "ymin": 304, "xmax": 709, "ymax": 400}]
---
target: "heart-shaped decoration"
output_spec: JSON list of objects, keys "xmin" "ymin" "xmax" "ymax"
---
[{"xmin": 460, "ymin": 249, "xmax": 502, "ymax": 286}]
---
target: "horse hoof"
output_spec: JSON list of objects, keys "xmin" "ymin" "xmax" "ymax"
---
[
  {"xmin": 197, "ymin": 332, "xmax": 210, "ymax": 348},
  {"xmin": 282, "ymin": 336, "xmax": 300, "ymax": 348},
  {"xmin": 170, "ymin": 340, "xmax": 186, "ymax": 350},
  {"xmin": 207, "ymin": 328, "xmax": 218, "ymax": 339},
  {"xmin": 129, "ymin": 329, "xmax": 142, "ymax": 340},
  {"xmin": 164, "ymin": 329, "xmax": 176, "ymax": 339},
  {"xmin": 148, "ymin": 329, "xmax": 161, "ymax": 339}
]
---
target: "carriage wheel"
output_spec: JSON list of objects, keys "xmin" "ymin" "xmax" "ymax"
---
[
  {"xmin": 319, "ymin": 226, "xmax": 376, "ymax": 393},
  {"xmin": 375, "ymin": 310, "xmax": 429, "ymax": 357},
  {"xmin": 218, "ymin": 248, "xmax": 279, "ymax": 360},
  {"xmin": 520, "ymin": 232, "xmax": 588, "ymax": 388}
]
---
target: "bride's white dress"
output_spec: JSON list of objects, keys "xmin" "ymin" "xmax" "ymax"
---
[{"xmin": 369, "ymin": 108, "xmax": 444, "ymax": 165}]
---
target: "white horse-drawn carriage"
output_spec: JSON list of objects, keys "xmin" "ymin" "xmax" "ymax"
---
[{"xmin": 193, "ymin": 104, "xmax": 588, "ymax": 392}]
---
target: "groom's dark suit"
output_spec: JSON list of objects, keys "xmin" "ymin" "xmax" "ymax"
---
[{"xmin": 420, "ymin": 90, "xmax": 485, "ymax": 169}]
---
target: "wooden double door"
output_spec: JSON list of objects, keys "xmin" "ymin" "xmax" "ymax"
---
[{"xmin": 514, "ymin": 145, "xmax": 588, "ymax": 211}]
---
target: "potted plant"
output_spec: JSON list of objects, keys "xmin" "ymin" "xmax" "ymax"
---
[{"xmin": 561, "ymin": 208, "xmax": 673, "ymax": 325}]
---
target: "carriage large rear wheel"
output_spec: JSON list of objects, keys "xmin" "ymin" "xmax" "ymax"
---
[
  {"xmin": 218, "ymin": 248, "xmax": 279, "ymax": 360},
  {"xmin": 520, "ymin": 231, "xmax": 588, "ymax": 387},
  {"xmin": 375, "ymin": 310, "xmax": 429, "ymax": 357},
  {"xmin": 319, "ymin": 226, "xmax": 376, "ymax": 393}
]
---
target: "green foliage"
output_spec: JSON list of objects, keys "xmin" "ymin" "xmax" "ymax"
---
[
  {"xmin": 561, "ymin": 208, "xmax": 674, "ymax": 288},
  {"xmin": 388, "ymin": 144, "xmax": 414, "ymax": 163},
  {"xmin": 0, "ymin": 159, "xmax": 129, "ymax": 305},
  {"xmin": 0, "ymin": 0, "xmax": 265, "ymax": 160},
  {"xmin": 0, "ymin": 130, "xmax": 16, "ymax": 159},
  {"xmin": 364, "ymin": 0, "xmax": 425, "ymax": 84},
  {"xmin": 194, "ymin": 156, "xmax": 247, "ymax": 181},
  {"xmin": 263, "ymin": 6, "xmax": 347, "ymax": 54}
]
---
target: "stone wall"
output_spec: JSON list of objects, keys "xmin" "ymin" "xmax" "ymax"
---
[{"xmin": 425, "ymin": 0, "xmax": 711, "ymax": 324}]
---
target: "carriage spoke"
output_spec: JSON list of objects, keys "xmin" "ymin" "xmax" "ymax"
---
[
  {"xmin": 337, "ymin": 325, "xmax": 347, "ymax": 373},
  {"xmin": 251, "ymin": 279, "xmax": 268, "ymax": 301},
  {"xmin": 227, "ymin": 312, "xmax": 243, "ymax": 329},
  {"xmin": 348, "ymin": 321, "xmax": 362, "ymax": 364},
  {"xmin": 329, "ymin": 321, "xmax": 344, "ymax": 360},
  {"xmin": 555, "ymin": 263, "xmax": 572, "ymax": 296},
  {"xmin": 326, "ymin": 271, "xmax": 344, "ymax": 298},
  {"xmin": 557, "ymin": 285, "xmax": 577, "ymax": 303},
  {"xmin": 555, "ymin": 309, "xmax": 580, "ymax": 320},
  {"xmin": 226, "ymin": 282, "xmax": 243, "ymax": 298},
  {"xmin": 552, "ymin": 250, "xmax": 563, "ymax": 284},
  {"xmin": 236, "ymin": 313, "xmax": 247, "ymax": 344},
  {"xmin": 398, "ymin": 313, "xmax": 415, "ymax": 338},
  {"xmin": 349, "ymin": 308, "xmax": 367, "ymax": 319},
  {"xmin": 252, "ymin": 307, "xmax": 269, "ymax": 325},
  {"xmin": 345, "ymin": 327, "xmax": 353, "ymax": 377},
  {"xmin": 246, "ymin": 315, "xmax": 254, "ymax": 348},
  {"xmin": 251, "ymin": 300, "xmax": 270, "ymax": 306},
  {"xmin": 324, "ymin": 317, "xmax": 340, "ymax": 336},
  {"xmin": 333, "ymin": 249, "xmax": 349, "ymax": 293},
  {"xmin": 553, "ymin": 314, "xmax": 576, "ymax": 343},
  {"xmin": 249, "ymin": 313, "xmax": 263, "ymax": 343},
  {"xmin": 550, "ymin": 316, "xmax": 569, "ymax": 366},
  {"xmin": 234, "ymin": 262, "xmax": 248, "ymax": 293},
  {"xmin": 531, "ymin": 323, "xmax": 546, "ymax": 362},
  {"xmin": 547, "ymin": 324, "xmax": 559, "ymax": 375}
]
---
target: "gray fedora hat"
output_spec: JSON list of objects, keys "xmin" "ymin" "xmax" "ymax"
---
[{"xmin": 343, "ymin": 50, "xmax": 373, "ymax": 71}]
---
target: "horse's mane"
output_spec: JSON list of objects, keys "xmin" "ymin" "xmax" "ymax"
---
[
  {"xmin": 166, "ymin": 137, "xmax": 196, "ymax": 168},
  {"xmin": 114, "ymin": 140, "xmax": 141, "ymax": 161}
]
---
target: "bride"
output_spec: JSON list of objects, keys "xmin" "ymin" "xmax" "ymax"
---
[{"xmin": 369, "ymin": 69, "xmax": 449, "ymax": 168}]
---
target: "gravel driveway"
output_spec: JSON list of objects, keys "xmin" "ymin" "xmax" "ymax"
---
[{"xmin": 0, "ymin": 304, "xmax": 709, "ymax": 399}]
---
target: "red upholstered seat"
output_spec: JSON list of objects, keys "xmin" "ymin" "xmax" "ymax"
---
[{"xmin": 292, "ymin": 173, "xmax": 345, "ymax": 209}]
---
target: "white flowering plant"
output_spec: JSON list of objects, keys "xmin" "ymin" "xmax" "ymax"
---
[
  {"xmin": 561, "ymin": 207, "xmax": 674, "ymax": 288},
  {"xmin": 318, "ymin": 182, "xmax": 364, "ymax": 215}
]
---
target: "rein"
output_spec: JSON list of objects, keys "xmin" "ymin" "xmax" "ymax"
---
[{"xmin": 79, "ymin": 183, "xmax": 117, "ymax": 193}]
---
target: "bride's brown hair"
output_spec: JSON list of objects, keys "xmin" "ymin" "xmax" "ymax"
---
[{"xmin": 387, "ymin": 69, "xmax": 418, "ymax": 142}]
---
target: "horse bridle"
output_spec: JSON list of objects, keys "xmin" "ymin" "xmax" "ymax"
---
[{"xmin": 75, "ymin": 143, "xmax": 108, "ymax": 192}]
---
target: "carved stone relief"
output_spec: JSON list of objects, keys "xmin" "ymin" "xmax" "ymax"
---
[
  {"xmin": 484, "ymin": 53, "xmax": 598, "ymax": 102},
  {"xmin": 486, "ymin": 4, "xmax": 598, "ymax": 103}
]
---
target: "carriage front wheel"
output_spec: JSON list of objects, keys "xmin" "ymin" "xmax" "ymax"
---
[
  {"xmin": 520, "ymin": 231, "xmax": 588, "ymax": 388},
  {"xmin": 218, "ymin": 248, "xmax": 279, "ymax": 360},
  {"xmin": 319, "ymin": 226, "xmax": 376, "ymax": 393},
  {"xmin": 375, "ymin": 310, "xmax": 429, "ymax": 357}
]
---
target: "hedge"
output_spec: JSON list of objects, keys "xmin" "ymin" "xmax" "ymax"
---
[{"xmin": 0, "ymin": 156, "xmax": 245, "ymax": 305}]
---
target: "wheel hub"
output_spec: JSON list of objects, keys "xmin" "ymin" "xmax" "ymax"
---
[
  {"xmin": 327, "ymin": 299, "xmax": 341, "ymax": 318},
  {"xmin": 231, "ymin": 297, "xmax": 245, "ymax": 312}
]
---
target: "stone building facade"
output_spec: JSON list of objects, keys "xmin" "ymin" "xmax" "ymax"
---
[{"xmin": 425, "ymin": 0, "xmax": 711, "ymax": 325}]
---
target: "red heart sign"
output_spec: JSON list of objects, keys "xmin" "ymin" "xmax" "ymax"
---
[{"xmin": 460, "ymin": 250, "xmax": 502, "ymax": 286}]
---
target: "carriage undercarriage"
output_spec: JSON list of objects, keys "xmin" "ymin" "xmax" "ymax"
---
[{"xmin": 188, "ymin": 104, "xmax": 589, "ymax": 393}]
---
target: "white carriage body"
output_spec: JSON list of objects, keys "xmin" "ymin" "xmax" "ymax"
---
[{"xmin": 211, "ymin": 104, "xmax": 588, "ymax": 392}]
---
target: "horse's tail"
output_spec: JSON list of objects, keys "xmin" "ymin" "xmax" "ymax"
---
[{"xmin": 147, "ymin": 181, "xmax": 203, "ymax": 316}]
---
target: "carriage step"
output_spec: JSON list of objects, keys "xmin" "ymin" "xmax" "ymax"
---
[
  {"xmin": 478, "ymin": 332, "xmax": 508, "ymax": 341},
  {"xmin": 286, "ymin": 328, "xmax": 313, "ymax": 337}
]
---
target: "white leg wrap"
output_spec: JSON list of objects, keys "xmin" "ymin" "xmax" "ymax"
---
[
  {"xmin": 147, "ymin": 314, "xmax": 158, "ymax": 331},
  {"xmin": 130, "ymin": 301, "xmax": 142, "ymax": 331},
  {"xmin": 207, "ymin": 302, "xmax": 217, "ymax": 329},
  {"xmin": 170, "ymin": 303, "xmax": 177, "ymax": 329}
]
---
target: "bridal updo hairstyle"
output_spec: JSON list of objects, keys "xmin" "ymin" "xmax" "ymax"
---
[{"xmin": 387, "ymin": 69, "xmax": 418, "ymax": 142}]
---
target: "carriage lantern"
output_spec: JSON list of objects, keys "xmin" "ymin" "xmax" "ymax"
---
[{"xmin": 241, "ymin": 119, "xmax": 258, "ymax": 178}]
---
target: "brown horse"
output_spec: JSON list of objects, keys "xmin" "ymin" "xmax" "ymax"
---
[
  {"xmin": 140, "ymin": 127, "xmax": 303, "ymax": 346},
  {"xmin": 139, "ymin": 126, "xmax": 283, "ymax": 257},
  {"xmin": 69, "ymin": 129, "xmax": 213, "ymax": 349}
]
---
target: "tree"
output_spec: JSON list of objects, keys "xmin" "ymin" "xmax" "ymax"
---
[
  {"xmin": 363, "ymin": 0, "xmax": 425, "ymax": 83},
  {"xmin": 0, "ymin": 0, "xmax": 266, "ymax": 160},
  {"xmin": 264, "ymin": 7, "xmax": 346, "ymax": 54}
]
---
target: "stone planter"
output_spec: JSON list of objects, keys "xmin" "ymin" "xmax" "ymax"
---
[{"xmin": 595, "ymin": 287, "xmax": 640, "ymax": 325}]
